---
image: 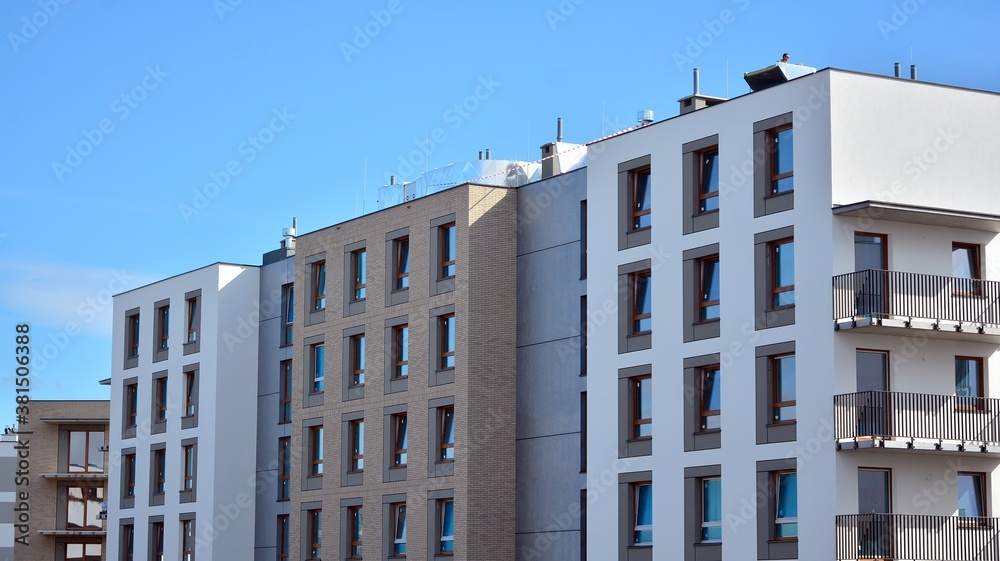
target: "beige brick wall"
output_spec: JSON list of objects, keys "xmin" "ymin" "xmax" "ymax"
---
[
  {"xmin": 287, "ymin": 184, "xmax": 517, "ymax": 561},
  {"xmin": 17, "ymin": 400, "xmax": 109, "ymax": 561}
]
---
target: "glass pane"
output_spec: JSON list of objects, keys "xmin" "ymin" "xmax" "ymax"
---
[
  {"xmin": 442, "ymin": 409, "xmax": 455, "ymax": 460},
  {"xmin": 399, "ymin": 241, "xmax": 410, "ymax": 273},
  {"xmin": 67, "ymin": 487, "xmax": 84, "ymax": 528},
  {"xmin": 956, "ymin": 359, "xmax": 982, "ymax": 397},
  {"xmin": 85, "ymin": 487, "xmax": 103, "ymax": 529},
  {"xmin": 69, "ymin": 432, "xmax": 86, "ymax": 472},
  {"xmin": 441, "ymin": 500, "xmax": 455, "ymax": 552},
  {"xmin": 777, "ymin": 473, "xmax": 798, "ymax": 518},
  {"xmin": 635, "ymin": 172, "xmax": 651, "ymax": 212},
  {"xmin": 635, "ymin": 483, "xmax": 652, "ymax": 545},
  {"xmin": 703, "ymin": 478, "xmax": 721, "ymax": 522},
  {"xmin": 953, "ymin": 247, "xmax": 975, "ymax": 279},
  {"xmin": 854, "ymin": 234, "xmax": 885, "ymax": 271},
  {"xmin": 774, "ymin": 129, "xmax": 793, "ymax": 174},
  {"xmin": 775, "ymin": 242, "xmax": 794, "ymax": 287},
  {"xmin": 776, "ymin": 356, "xmax": 796, "ymax": 403},
  {"xmin": 636, "ymin": 275, "xmax": 651, "ymax": 315},
  {"xmin": 637, "ymin": 378, "xmax": 652, "ymax": 420},
  {"xmin": 352, "ymin": 508, "xmax": 363, "ymax": 541},
  {"xmin": 316, "ymin": 264, "xmax": 326, "ymax": 294},
  {"xmin": 703, "ymin": 370, "xmax": 721, "ymax": 411},
  {"xmin": 285, "ymin": 286, "xmax": 294, "ymax": 322},
  {"xmin": 776, "ymin": 522, "xmax": 798, "ymax": 538},
  {"xmin": 701, "ymin": 153, "xmax": 719, "ymax": 195},
  {"xmin": 958, "ymin": 474, "xmax": 984, "ymax": 517}
]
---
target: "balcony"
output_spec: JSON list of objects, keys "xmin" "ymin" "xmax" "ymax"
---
[
  {"xmin": 836, "ymin": 513, "xmax": 1000, "ymax": 561},
  {"xmin": 834, "ymin": 391, "xmax": 1000, "ymax": 455},
  {"xmin": 833, "ymin": 270, "xmax": 1000, "ymax": 342}
]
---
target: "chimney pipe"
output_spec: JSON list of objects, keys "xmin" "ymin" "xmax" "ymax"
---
[
  {"xmin": 485, "ymin": 148, "xmax": 491, "ymax": 160},
  {"xmin": 910, "ymin": 64, "xmax": 917, "ymax": 80},
  {"xmin": 390, "ymin": 175, "xmax": 395, "ymax": 185},
  {"xmin": 293, "ymin": 217, "xmax": 297, "ymax": 230},
  {"xmin": 478, "ymin": 151, "xmax": 484, "ymax": 160},
  {"xmin": 557, "ymin": 117, "xmax": 563, "ymax": 142},
  {"xmin": 693, "ymin": 68, "xmax": 700, "ymax": 95},
  {"xmin": 894, "ymin": 63, "xmax": 901, "ymax": 78}
]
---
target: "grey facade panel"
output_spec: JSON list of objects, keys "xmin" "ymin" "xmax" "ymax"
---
[
  {"xmin": 515, "ymin": 340, "xmax": 586, "ymax": 440},
  {"xmin": 515, "ymin": 241, "xmax": 586, "ymax": 348}
]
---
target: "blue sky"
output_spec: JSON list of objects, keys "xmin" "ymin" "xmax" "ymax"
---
[{"xmin": 2, "ymin": 0, "xmax": 999, "ymax": 412}]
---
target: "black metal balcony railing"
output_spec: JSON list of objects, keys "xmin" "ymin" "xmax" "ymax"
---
[
  {"xmin": 833, "ymin": 391, "xmax": 1000, "ymax": 446},
  {"xmin": 837, "ymin": 514, "xmax": 1000, "ymax": 561},
  {"xmin": 832, "ymin": 269, "xmax": 1000, "ymax": 328}
]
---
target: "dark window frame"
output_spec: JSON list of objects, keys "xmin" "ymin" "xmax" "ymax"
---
[
  {"xmin": 618, "ymin": 155, "xmax": 653, "ymax": 250},
  {"xmin": 753, "ymin": 113, "xmax": 794, "ymax": 217}
]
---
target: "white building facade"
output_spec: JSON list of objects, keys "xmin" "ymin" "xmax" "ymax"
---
[{"xmin": 585, "ymin": 69, "xmax": 1000, "ymax": 561}]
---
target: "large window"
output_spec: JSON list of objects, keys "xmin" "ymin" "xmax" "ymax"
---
[
  {"xmin": 633, "ymin": 482, "xmax": 653, "ymax": 546},
  {"xmin": 185, "ymin": 296, "xmax": 199, "ymax": 343},
  {"xmin": 279, "ymin": 437, "xmax": 291, "ymax": 500},
  {"xmin": 684, "ymin": 465, "xmax": 720, "ymax": 558},
  {"xmin": 156, "ymin": 304, "xmax": 169, "ymax": 351},
  {"xmin": 700, "ymin": 256, "xmax": 720, "ymax": 321},
  {"xmin": 631, "ymin": 270, "xmax": 652, "ymax": 335},
  {"xmin": 311, "ymin": 343, "xmax": 325, "ymax": 393},
  {"xmin": 307, "ymin": 509, "xmax": 321, "ymax": 561},
  {"xmin": 702, "ymin": 477, "xmax": 722, "ymax": 542},
  {"xmin": 439, "ymin": 222, "xmax": 456, "ymax": 278},
  {"xmin": 632, "ymin": 375, "xmax": 652, "ymax": 441},
  {"xmin": 277, "ymin": 515, "xmax": 290, "ymax": 560},
  {"xmin": 700, "ymin": 366, "xmax": 721, "ymax": 432},
  {"xmin": 122, "ymin": 453, "xmax": 136, "ymax": 499},
  {"xmin": 65, "ymin": 486, "xmax": 104, "ymax": 529},
  {"xmin": 181, "ymin": 519, "xmax": 194, "ymax": 561},
  {"xmin": 352, "ymin": 248, "xmax": 367, "ymax": 300},
  {"xmin": 349, "ymin": 419, "xmax": 364, "ymax": 472},
  {"xmin": 393, "ymin": 324, "xmax": 409, "ymax": 379},
  {"xmin": 395, "ymin": 237, "xmax": 410, "ymax": 289},
  {"xmin": 953, "ymin": 242, "xmax": 981, "ymax": 294},
  {"xmin": 124, "ymin": 382, "xmax": 138, "ymax": 430},
  {"xmin": 393, "ymin": 413, "xmax": 408, "ymax": 467},
  {"xmin": 154, "ymin": 376, "xmax": 168, "ymax": 422},
  {"xmin": 68, "ymin": 430, "xmax": 104, "ymax": 473},
  {"xmin": 631, "ymin": 168, "xmax": 652, "ymax": 232},
  {"xmin": 125, "ymin": 311, "xmax": 139, "ymax": 365},
  {"xmin": 958, "ymin": 472, "xmax": 987, "ymax": 518},
  {"xmin": 773, "ymin": 354, "xmax": 796, "ymax": 423},
  {"xmin": 775, "ymin": 471, "xmax": 798, "ymax": 539},
  {"xmin": 753, "ymin": 113, "xmax": 794, "ymax": 217},
  {"xmin": 698, "ymin": 149, "xmax": 720, "ymax": 214},
  {"xmin": 439, "ymin": 314, "xmax": 455, "ymax": 370},
  {"xmin": 956, "ymin": 356, "xmax": 985, "ymax": 408},
  {"xmin": 392, "ymin": 503, "xmax": 407, "ymax": 556},
  {"xmin": 279, "ymin": 360, "xmax": 292, "ymax": 423},
  {"xmin": 440, "ymin": 406, "xmax": 455, "ymax": 461},
  {"xmin": 682, "ymin": 135, "xmax": 720, "ymax": 234},
  {"xmin": 618, "ymin": 155, "xmax": 652, "ymax": 249},
  {"xmin": 769, "ymin": 125, "xmax": 794, "ymax": 195},
  {"xmin": 182, "ymin": 443, "xmax": 196, "ymax": 491},
  {"xmin": 309, "ymin": 426, "xmax": 323, "ymax": 476},
  {"xmin": 347, "ymin": 506, "xmax": 363, "ymax": 559},
  {"xmin": 349, "ymin": 333, "xmax": 365, "ymax": 387},
  {"xmin": 152, "ymin": 449, "xmax": 166, "ymax": 494},
  {"xmin": 183, "ymin": 369, "xmax": 197, "ymax": 418},
  {"xmin": 771, "ymin": 239, "xmax": 795, "ymax": 308},
  {"xmin": 150, "ymin": 521, "xmax": 164, "ymax": 561},
  {"xmin": 312, "ymin": 261, "xmax": 326, "ymax": 311},
  {"xmin": 281, "ymin": 284, "xmax": 294, "ymax": 346},
  {"xmin": 755, "ymin": 226, "xmax": 795, "ymax": 329},
  {"xmin": 64, "ymin": 543, "xmax": 102, "ymax": 561},
  {"xmin": 439, "ymin": 499, "xmax": 455, "ymax": 554},
  {"xmin": 121, "ymin": 524, "xmax": 134, "ymax": 561}
]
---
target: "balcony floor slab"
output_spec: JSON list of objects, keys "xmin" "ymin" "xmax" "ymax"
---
[
  {"xmin": 837, "ymin": 437, "xmax": 1000, "ymax": 456},
  {"xmin": 834, "ymin": 317, "xmax": 1000, "ymax": 343}
]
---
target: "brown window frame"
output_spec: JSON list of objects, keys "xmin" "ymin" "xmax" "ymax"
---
[
  {"xmin": 770, "ymin": 237, "xmax": 795, "ymax": 309},
  {"xmin": 771, "ymin": 354, "xmax": 796, "ymax": 424},
  {"xmin": 154, "ymin": 377, "xmax": 168, "ymax": 422},
  {"xmin": 281, "ymin": 284, "xmax": 294, "ymax": 346},
  {"xmin": 66, "ymin": 430, "xmax": 105, "ymax": 473},
  {"xmin": 124, "ymin": 453, "xmax": 136, "ymax": 497},
  {"xmin": 278, "ymin": 436, "xmax": 291, "ymax": 500},
  {"xmin": 697, "ymin": 148, "xmax": 720, "ymax": 214},
  {"xmin": 632, "ymin": 375, "xmax": 651, "ymax": 441},
  {"xmin": 351, "ymin": 249, "xmax": 367, "ymax": 301},
  {"xmin": 395, "ymin": 237, "xmax": 410, "ymax": 290},
  {"xmin": 309, "ymin": 426, "xmax": 323, "ymax": 476},
  {"xmin": 157, "ymin": 305, "xmax": 169, "ymax": 350},
  {"xmin": 700, "ymin": 365, "xmax": 721, "ymax": 433},
  {"xmin": 307, "ymin": 509, "xmax": 322, "ymax": 561},
  {"xmin": 349, "ymin": 419, "xmax": 364, "ymax": 473},
  {"xmin": 279, "ymin": 360, "xmax": 292, "ymax": 424},
  {"xmin": 393, "ymin": 413, "xmax": 408, "ymax": 467},
  {"xmin": 392, "ymin": 324, "xmax": 409, "ymax": 379},
  {"xmin": 125, "ymin": 383, "xmax": 138, "ymax": 428},
  {"xmin": 769, "ymin": 124, "xmax": 794, "ymax": 195},
  {"xmin": 312, "ymin": 261, "xmax": 326, "ymax": 311},
  {"xmin": 311, "ymin": 343, "xmax": 324, "ymax": 394},
  {"xmin": 956, "ymin": 355, "xmax": 986, "ymax": 411},
  {"xmin": 349, "ymin": 333, "xmax": 365, "ymax": 387},
  {"xmin": 181, "ymin": 519, "xmax": 194, "ymax": 561},
  {"xmin": 127, "ymin": 313, "xmax": 140, "ymax": 358},
  {"xmin": 439, "ymin": 313, "xmax": 455, "ymax": 370},
  {"xmin": 958, "ymin": 471, "xmax": 989, "ymax": 521},
  {"xmin": 183, "ymin": 370, "xmax": 196, "ymax": 417},
  {"xmin": 151, "ymin": 521, "xmax": 164, "ymax": 561},
  {"xmin": 347, "ymin": 505, "xmax": 363, "ymax": 559},
  {"xmin": 185, "ymin": 297, "xmax": 199, "ymax": 343},
  {"xmin": 277, "ymin": 514, "xmax": 290, "ymax": 560},
  {"xmin": 774, "ymin": 470, "xmax": 798, "ymax": 541},
  {"xmin": 952, "ymin": 242, "xmax": 983, "ymax": 296},
  {"xmin": 439, "ymin": 222, "xmax": 457, "ymax": 279},
  {"xmin": 182, "ymin": 444, "xmax": 195, "ymax": 491},
  {"xmin": 153, "ymin": 449, "xmax": 166, "ymax": 494},
  {"xmin": 699, "ymin": 255, "xmax": 720, "ymax": 322},
  {"xmin": 122, "ymin": 524, "xmax": 135, "ymax": 561},
  {"xmin": 440, "ymin": 405, "xmax": 455, "ymax": 462},
  {"xmin": 630, "ymin": 166, "xmax": 652, "ymax": 232},
  {"xmin": 631, "ymin": 270, "xmax": 652, "ymax": 335}
]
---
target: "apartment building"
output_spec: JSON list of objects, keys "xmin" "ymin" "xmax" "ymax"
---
[
  {"xmin": 2, "ymin": 431, "xmax": 16, "ymax": 561},
  {"xmin": 585, "ymin": 67, "xmax": 1000, "ymax": 561},
  {"xmin": 14, "ymin": 400, "xmax": 109, "ymax": 561},
  {"xmin": 107, "ymin": 264, "xmax": 260, "ymax": 561}
]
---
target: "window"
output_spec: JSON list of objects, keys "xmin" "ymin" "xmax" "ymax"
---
[
  {"xmin": 632, "ymin": 376, "xmax": 652, "ymax": 441},
  {"xmin": 277, "ymin": 514, "xmax": 290, "ymax": 560},
  {"xmin": 953, "ymin": 242, "xmax": 982, "ymax": 294},
  {"xmin": 349, "ymin": 419, "xmax": 364, "ymax": 472},
  {"xmin": 393, "ymin": 413, "xmax": 408, "ymax": 467},
  {"xmin": 349, "ymin": 333, "xmax": 365, "ymax": 387},
  {"xmin": 121, "ymin": 524, "xmax": 134, "ymax": 561},
  {"xmin": 307, "ymin": 509, "xmax": 321, "ymax": 561},
  {"xmin": 682, "ymin": 135, "xmax": 720, "ymax": 234},
  {"xmin": 185, "ymin": 296, "xmax": 199, "ymax": 343},
  {"xmin": 154, "ymin": 376, "xmax": 168, "ymax": 422},
  {"xmin": 755, "ymin": 226, "xmax": 795, "ymax": 329},
  {"xmin": 311, "ymin": 343, "xmax": 325, "ymax": 393},
  {"xmin": 753, "ymin": 113, "xmax": 794, "ymax": 217},
  {"xmin": 439, "ymin": 222, "xmax": 456, "ymax": 278},
  {"xmin": 184, "ymin": 369, "xmax": 197, "ymax": 417},
  {"xmin": 347, "ymin": 506, "xmax": 363, "ymax": 559},
  {"xmin": 631, "ymin": 270, "xmax": 652, "ymax": 335},
  {"xmin": 773, "ymin": 354, "xmax": 796, "ymax": 423},
  {"xmin": 392, "ymin": 503, "xmax": 407, "ymax": 556},
  {"xmin": 683, "ymin": 245, "xmax": 720, "ymax": 342},
  {"xmin": 153, "ymin": 449, "xmax": 166, "ymax": 494},
  {"xmin": 64, "ymin": 543, "xmax": 102, "ymax": 561},
  {"xmin": 958, "ymin": 472, "xmax": 987, "ymax": 518},
  {"xmin": 439, "ymin": 313, "xmax": 455, "ymax": 370},
  {"xmin": 352, "ymin": 249, "xmax": 367, "ymax": 300},
  {"xmin": 309, "ymin": 426, "xmax": 323, "ymax": 476},
  {"xmin": 618, "ymin": 259, "xmax": 653, "ymax": 352},
  {"xmin": 699, "ymin": 255, "xmax": 720, "ymax": 321},
  {"xmin": 684, "ymin": 353, "xmax": 721, "ymax": 451},
  {"xmin": 279, "ymin": 437, "xmax": 291, "ymax": 500},
  {"xmin": 396, "ymin": 237, "xmax": 410, "ymax": 289},
  {"xmin": 65, "ymin": 486, "xmax": 104, "ymax": 529},
  {"xmin": 633, "ymin": 483, "xmax": 653, "ymax": 546},
  {"xmin": 281, "ymin": 284, "xmax": 294, "ymax": 346},
  {"xmin": 618, "ymin": 155, "xmax": 652, "ymax": 249},
  {"xmin": 68, "ymin": 430, "xmax": 104, "ymax": 473},
  {"xmin": 700, "ymin": 366, "xmax": 721, "ymax": 432},
  {"xmin": 124, "ymin": 310, "xmax": 139, "ymax": 367},
  {"xmin": 701, "ymin": 477, "xmax": 722, "ymax": 542},
  {"xmin": 440, "ymin": 406, "xmax": 455, "ymax": 461},
  {"xmin": 774, "ymin": 471, "xmax": 798, "ymax": 539},
  {"xmin": 181, "ymin": 519, "xmax": 194, "ymax": 561},
  {"xmin": 439, "ymin": 499, "xmax": 455, "ymax": 554},
  {"xmin": 756, "ymin": 342, "xmax": 797, "ymax": 444},
  {"xmin": 698, "ymin": 149, "xmax": 720, "ymax": 214},
  {"xmin": 150, "ymin": 521, "xmax": 164, "ymax": 561},
  {"xmin": 279, "ymin": 360, "xmax": 292, "ymax": 423},
  {"xmin": 393, "ymin": 324, "xmax": 409, "ymax": 379},
  {"xmin": 312, "ymin": 261, "xmax": 326, "ymax": 310},
  {"xmin": 771, "ymin": 238, "xmax": 795, "ymax": 308},
  {"xmin": 956, "ymin": 356, "xmax": 985, "ymax": 408},
  {"xmin": 124, "ymin": 382, "xmax": 138, "ymax": 430},
  {"xmin": 123, "ymin": 453, "xmax": 136, "ymax": 498},
  {"xmin": 182, "ymin": 443, "xmax": 196, "ymax": 491},
  {"xmin": 156, "ymin": 303, "xmax": 169, "ymax": 351}
]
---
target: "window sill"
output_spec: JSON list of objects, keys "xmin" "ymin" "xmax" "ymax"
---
[
  {"xmin": 765, "ymin": 189, "xmax": 794, "ymax": 200},
  {"xmin": 309, "ymin": 390, "xmax": 325, "ymax": 395},
  {"xmin": 279, "ymin": 343, "xmax": 292, "ymax": 349},
  {"xmin": 277, "ymin": 497, "xmax": 289, "ymax": 502},
  {"xmin": 435, "ymin": 367, "xmax": 455, "ymax": 374},
  {"xmin": 627, "ymin": 226, "xmax": 652, "ymax": 235},
  {"xmin": 436, "ymin": 459, "xmax": 455, "ymax": 465},
  {"xmin": 694, "ymin": 317, "xmax": 720, "ymax": 326},
  {"xmin": 698, "ymin": 428, "xmax": 721, "ymax": 435},
  {"xmin": 627, "ymin": 331, "xmax": 652, "ymax": 338},
  {"xmin": 278, "ymin": 420, "xmax": 291, "ymax": 425},
  {"xmin": 437, "ymin": 275, "xmax": 456, "ymax": 281},
  {"xmin": 693, "ymin": 208, "xmax": 720, "ymax": 218}
]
